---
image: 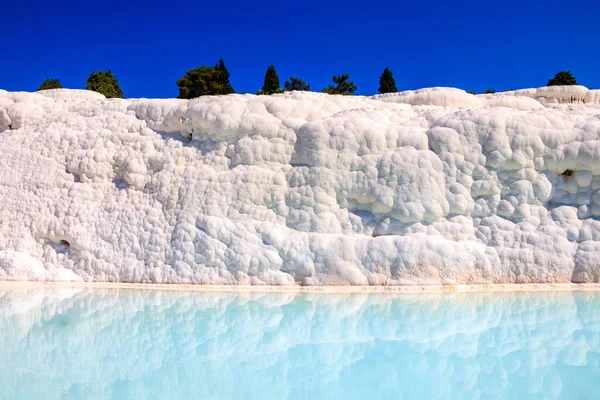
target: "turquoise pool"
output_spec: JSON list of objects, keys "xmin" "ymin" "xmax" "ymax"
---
[{"xmin": 0, "ymin": 289, "xmax": 598, "ymax": 399}]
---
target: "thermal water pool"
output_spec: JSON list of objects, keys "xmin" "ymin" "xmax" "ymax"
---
[{"xmin": 0, "ymin": 288, "xmax": 598, "ymax": 399}]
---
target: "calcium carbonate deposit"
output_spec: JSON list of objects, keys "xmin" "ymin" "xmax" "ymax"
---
[{"xmin": 1, "ymin": 86, "xmax": 600, "ymax": 285}]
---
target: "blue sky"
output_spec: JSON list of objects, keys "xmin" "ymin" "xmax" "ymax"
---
[{"xmin": 1, "ymin": 0, "xmax": 598, "ymax": 98}]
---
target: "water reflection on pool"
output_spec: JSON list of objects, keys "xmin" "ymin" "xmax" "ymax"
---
[{"xmin": 0, "ymin": 288, "xmax": 598, "ymax": 399}]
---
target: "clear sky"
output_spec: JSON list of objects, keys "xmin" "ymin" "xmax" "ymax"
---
[{"xmin": 1, "ymin": 0, "xmax": 598, "ymax": 98}]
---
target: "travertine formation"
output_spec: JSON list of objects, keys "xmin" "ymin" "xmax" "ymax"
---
[{"xmin": 1, "ymin": 86, "xmax": 600, "ymax": 285}]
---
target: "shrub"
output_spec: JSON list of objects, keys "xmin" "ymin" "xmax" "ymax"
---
[
  {"xmin": 37, "ymin": 79, "xmax": 62, "ymax": 91},
  {"xmin": 176, "ymin": 58, "xmax": 234, "ymax": 99},
  {"xmin": 547, "ymin": 71, "xmax": 577, "ymax": 86},
  {"xmin": 284, "ymin": 77, "xmax": 310, "ymax": 91},
  {"xmin": 322, "ymin": 74, "xmax": 357, "ymax": 95},
  {"xmin": 86, "ymin": 70, "xmax": 124, "ymax": 98}
]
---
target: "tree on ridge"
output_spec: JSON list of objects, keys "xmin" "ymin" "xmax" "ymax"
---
[
  {"xmin": 257, "ymin": 65, "xmax": 283, "ymax": 95},
  {"xmin": 322, "ymin": 74, "xmax": 357, "ymax": 95},
  {"xmin": 37, "ymin": 79, "xmax": 63, "ymax": 91},
  {"xmin": 378, "ymin": 67, "xmax": 398, "ymax": 94},
  {"xmin": 547, "ymin": 71, "xmax": 577, "ymax": 86},
  {"xmin": 86, "ymin": 70, "xmax": 124, "ymax": 98},
  {"xmin": 176, "ymin": 58, "xmax": 235, "ymax": 99},
  {"xmin": 284, "ymin": 77, "xmax": 311, "ymax": 91}
]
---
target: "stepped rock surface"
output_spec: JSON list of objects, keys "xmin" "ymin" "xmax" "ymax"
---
[{"xmin": 1, "ymin": 86, "xmax": 600, "ymax": 285}]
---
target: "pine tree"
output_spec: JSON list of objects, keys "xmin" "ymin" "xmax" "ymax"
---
[
  {"xmin": 215, "ymin": 58, "xmax": 234, "ymax": 94},
  {"xmin": 378, "ymin": 68, "xmax": 397, "ymax": 93},
  {"xmin": 322, "ymin": 74, "xmax": 357, "ymax": 95},
  {"xmin": 483, "ymin": 89, "xmax": 496, "ymax": 94},
  {"xmin": 177, "ymin": 59, "xmax": 235, "ymax": 99},
  {"xmin": 177, "ymin": 66, "xmax": 223, "ymax": 98},
  {"xmin": 284, "ymin": 77, "xmax": 311, "ymax": 91},
  {"xmin": 86, "ymin": 69, "xmax": 124, "ymax": 98},
  {"xmin": 37, "ymin": 79, "xmax": 63, "ymax": 91},
  {"xmin": 547, "ymin": 71, "xmax": 577, "ymax": 86},
  {"xmin": 258, "ymin": 65, "xmax": 282, "ymax": 95}
]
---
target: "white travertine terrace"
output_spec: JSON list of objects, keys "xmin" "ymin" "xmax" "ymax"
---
[{"xmin": 1, "ymin": 86, "xmax": 600, "ymax": 285}]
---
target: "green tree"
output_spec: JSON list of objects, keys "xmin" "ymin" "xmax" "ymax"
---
[
  {"xmin": 321, "ymin": 74, "xmax": 357, "ymax": 95},
  {"xmin": 484, "ymin": 89, "xmax": 496, "ymax": 94},
  {"xmin": 177, "ymin": 59, "xmax": 235, "ymax": 99},
  {"xmin": 215, "ymin": 58, "xmax": 234, "ymax": 94},
  {"xmin": 547, "ymin": 71, "xmax": 577, "ymax": 86},
  {"xmin": 378, "ymin": 67, "xmax": 398, "ymax": 93},
  {"xmin": 466, "ymin": 90, "xmax": 477, "ymax": 95},
  {"xmin": 37, "ymin": 79, "xmax": 63, "ymax": 91},
  {"xmin": 284, "ymin": 77, "xmax": 311, "ymax": 91},
  {"xmin": 86, "ymin": 69, "xmax": 124, "ymax": 98},
  {"xmin": 258, "ymin": 65, "xmax": 282, "ymax": 95}
]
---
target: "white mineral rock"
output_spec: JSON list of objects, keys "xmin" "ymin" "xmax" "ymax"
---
[{"xmin": 1, "ymin": 86, "xmax": 600, "ymax": 285}]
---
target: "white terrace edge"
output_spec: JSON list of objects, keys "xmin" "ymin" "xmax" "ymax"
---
[{"xmin": 0, "ymin": 281, "xmax": 599, "ymax": 294}]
